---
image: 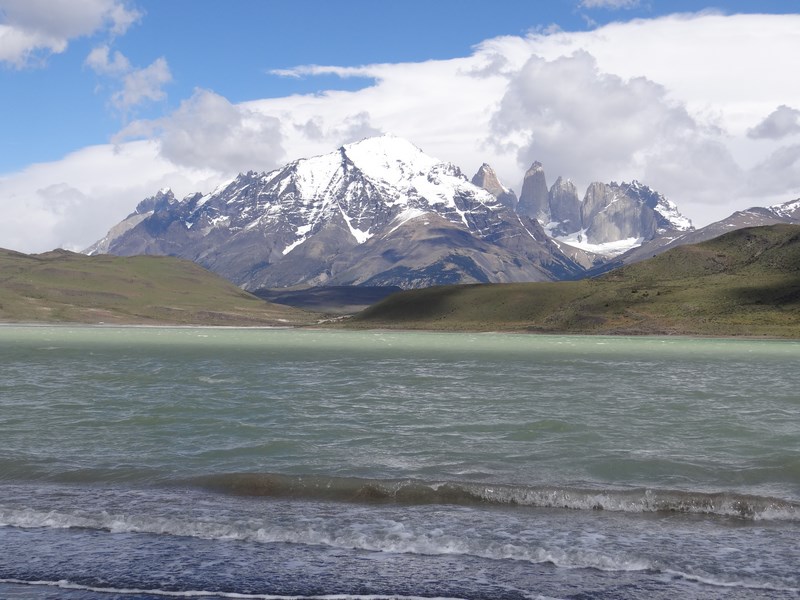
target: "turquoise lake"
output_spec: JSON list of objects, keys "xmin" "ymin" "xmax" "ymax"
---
[{"xmin": 0, "ymin": 325, "xmax": 798, "ymax": 599}]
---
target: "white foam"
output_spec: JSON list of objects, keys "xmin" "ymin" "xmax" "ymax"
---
[
  {"xmin": 663, "ymin": 570, "xmax": 800, "ymax": 593},
  {"xmin": 0, "ymin": 506, "xmax": 649, "ymax": 573},
  {"xmin": 0, "ymin": 578, "xmax": 469, "ymax": 600}
]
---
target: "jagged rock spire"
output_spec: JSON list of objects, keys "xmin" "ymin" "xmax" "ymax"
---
[
  {"xmin": 548, "ymin": 177, "xmax": 581, "ymax": 237},
  {"xmin": 518, "ymin": 161, "xmax": 549, "ymax": 223},
  {"xmin": 471, "ymin": 163, "xmax": 517, "ymax": 210}
]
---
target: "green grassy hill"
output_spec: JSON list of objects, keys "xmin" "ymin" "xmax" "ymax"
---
[
  {"xmin": 0, "ymin": 249, "xmax": 315, "ymax": 326},
  {"xmin": 352, "ymin": 225, "xmax": 800, "ymax": 337}
]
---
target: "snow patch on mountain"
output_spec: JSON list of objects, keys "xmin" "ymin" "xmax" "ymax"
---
[
  {"xmin": 344, "ymin": 135, "xmax": 438, "ymax": 189},
  {"xmin": 772, "ymin": 197, "xmax": 800, "ymax": 218},
  {"xmin": 340, "ymin": 208, "xmax": 373, "ymax": 243},
  {"xmin": 389, "ymin": 207, "xmax": 429, "ymax": 234},
  {"xmin": 654, "ymin": 196, "xmax": 693, "ymax": 231},
  {"xmin": 293, "ymin": 151, "xmax": 344, "ymax": 201},
  {"xmin": 557, "ymin": 229, "xmax": 644, "ymax": 257},
  {"xmin": 624, "ymin": 180, "xmax": 693, "ymax": 232},
  {"xmin": 279, "ymin": 221, "xmax": 317, "ymax": 255}
]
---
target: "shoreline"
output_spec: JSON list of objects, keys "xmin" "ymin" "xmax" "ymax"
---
[{"xmin": 1, "ymin": 319, "xmax": 797, "ymax": 342}]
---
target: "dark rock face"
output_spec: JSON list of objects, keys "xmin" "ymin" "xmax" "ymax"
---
[
  {"xmin": 517, "ymin": 161, "xmax": 549, "ymax": 222},
  {"xmin": 88, "ymin": 136, "xmax": 583, "ymax": 290},
  {"xmin": 547, "ymin": 177, "xmax": 581, "ymax": 237},
  {"xmin": 134, "ymin": 188, "xmax": 179, "ymax": 214},
  {"xmin": 581, "ymin": 182, "xmax": 659, "ymax": 244}
]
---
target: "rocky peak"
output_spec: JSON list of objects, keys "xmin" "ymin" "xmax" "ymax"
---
[
  {"xmin": 580, "ymin": 182, "xmax": 670, "ymax": 245},
  {"xmin": 472, "ymin": 163, "xmax": 503, "ymax": 195},
  {"xmin": 471, "ymin": 163, "xmax": 518, "ymax": 210},
  {"xmin": 619, "ymin": 180, "xmax": 693, "ymax": 232},
  {"xmin": 771, "ymin": 197, "xmax": 800, "ymax": 220},
  {"xmin": 134, "ymin": 188, "xmax": 177, "ymax": 215},
  {"xmin": 518, "ymin": 161, "xmax": 549, "ymax": 223}
]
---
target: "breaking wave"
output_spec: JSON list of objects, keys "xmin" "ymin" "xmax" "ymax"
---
[
  {"xmin": 191, "ymin": 472, "xmax": 800, "ymax": 521},
  {"xmin": 2, "ymin": 503, "xmax": 798, "ymax": 594},
  {"xmin": 0, "ymin": 503, "xmax": 653, "ymax": 573}
]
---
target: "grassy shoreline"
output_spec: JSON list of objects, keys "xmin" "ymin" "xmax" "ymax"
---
[
  {"xmin": 347, "ymin": 225, "xmax": 800, "ymax": 339},
  {"xmin": 0, "ymin": 249, "xmax": 316, "ymax": 328},
  {"xmin": 3, "ymin": 225, "xmax": 799, "ymax": 338}
]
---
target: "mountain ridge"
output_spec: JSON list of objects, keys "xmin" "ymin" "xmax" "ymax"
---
[
  {"xmin": 88, "ymin": 134, "xmax": 798, "ymax": 290},
  {"xmin": 88, "ymin": 135, "xmax": 584, "ymax": 289}
]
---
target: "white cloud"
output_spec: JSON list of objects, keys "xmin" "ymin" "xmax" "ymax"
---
[
  {"xmin": 473, "ymin": 13, "xmax": 800, "ymax": 218},
  {"xmin": 0, "ymin": 141, "xmax": 223, "ymax": 253},
  {"xmin": 294, "ymin": 111, "xmax": 383, "ymax": 145},
  {"xmin": 489, "ymin": 50, "xmax": 702, "ymax": 192},
  {"xmin": 85, "ymin": 43, "xmax": 130, "ymax": 75},
  {"xmin": 516, "ymin": 13, "xmax": 800, "ymax": 139},
  {"xmin": 0, "ymin": 0, "xmax": 141, "ymax": 67},
  {"xmin": 85, "ymin": 45, "xmax": 172, "ymax": 113},
  {"xmin": 748, "ymin": 105, "xmax": 800, "ymax": 140},
  {"xmin": 748, "ymin": 145, "xmax": 800, "ymax": 195},
  {"xmin": 112, "ymin": 56, "xmax": 171, "ymax": 111},
  {"xmin": 191, "ymin": 12, "xmax": 800, "ymax": 221},
  {"xmin": 248, "ymin": 55, "xmax": 512, "ymax": 184},
  {"xmin": 117, "ymin": 88, "xmax": 285, "ymax": 174},
  {"xmin": 270, "ymin": 64, "xmax": 378, "ymax": 79},
  {"xmin": 579, "ymin": 0, "xmax": 640, "ymax": 8}
]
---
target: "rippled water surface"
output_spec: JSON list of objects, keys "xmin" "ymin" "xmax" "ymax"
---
[{"xmin": 1, "ymin": 325, "xmax": 798, "ymax": 599}]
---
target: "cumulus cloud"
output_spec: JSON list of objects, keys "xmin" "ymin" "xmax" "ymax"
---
[
  {"xmin": 117, "ymin": 88, "xmax": 285, "ymax": 174},
  {"xmin": 489, "ymin": 50, "xmax": 703, "ymax": 191},
  {"xmin": 112, "ymin": 56, "xmax": 171, "ymax": 111},
  {"xmin": 747, "ymin": 145, "xmax": 800, "ymax": 195},
  {"xmin": 85, "ymin": 43, "xmax": 130, "ymax": 75},
  {"xmin": 748, "ymin": 105, "xmax": 800, "ymax": 140},
  {"xmin": 516, "ymin": 14, "xmax": 800, "ymax": 139},
  {"xmin": 0, "ymin": 0, "xmax": 141, "ymax": 67},
  {"xmin": 294, "ymin": 112, "xmax": 383, "ymax": 145}
]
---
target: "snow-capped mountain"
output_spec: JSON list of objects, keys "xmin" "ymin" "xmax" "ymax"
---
[
  {"xmin": 93, "ymin": 134, "xmax": 793, "ymax": 292},
  {"xmin": 89, "ymin": 135, "xmax": 583, "ymax": 289}
]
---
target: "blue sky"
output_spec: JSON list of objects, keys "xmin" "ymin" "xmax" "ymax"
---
[{"xmin": 1, "ymin": 1, "xmax": 799, "ymax": 252}]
